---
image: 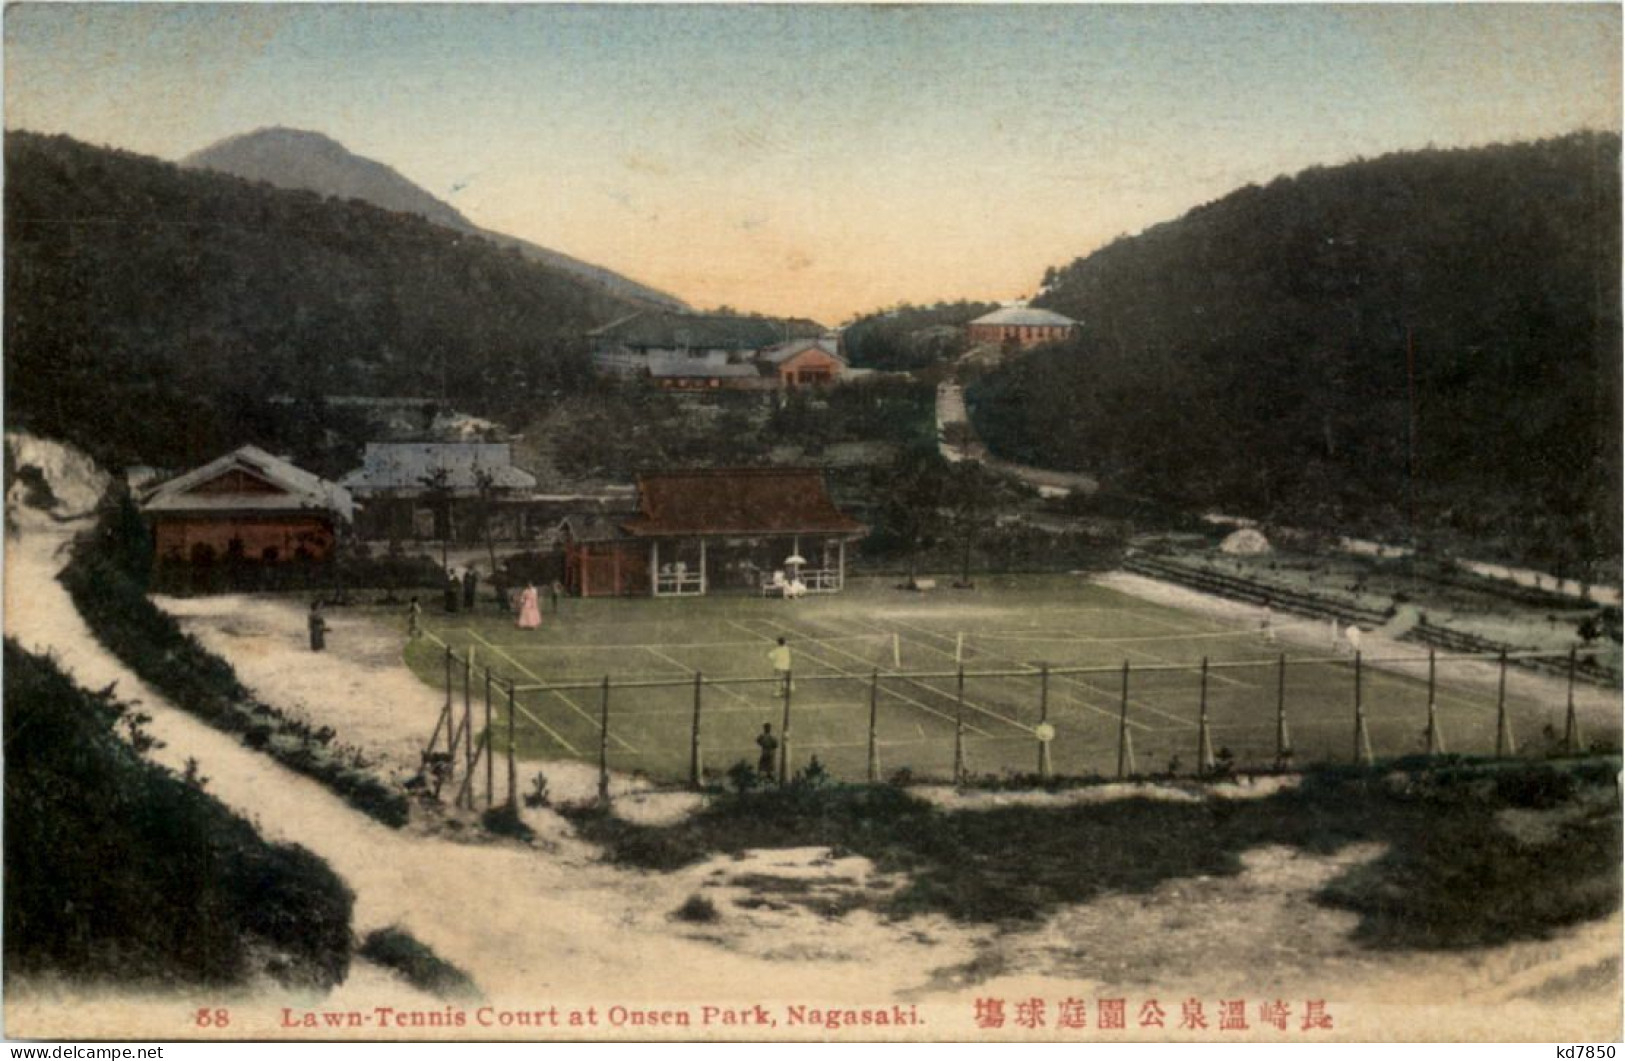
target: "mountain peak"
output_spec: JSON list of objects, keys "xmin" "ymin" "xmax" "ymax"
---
[
  {"xmin": 180, "ymin": 128, "xmax": 686, "ymax": 309},
  {"xmin": 182, "ymin": 127, "xmax": 472, "ymax": 230}
]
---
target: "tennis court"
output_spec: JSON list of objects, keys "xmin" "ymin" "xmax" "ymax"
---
[{"xmin": 398, "ymin": 575, "xmax": 1605, "ymax": 784}]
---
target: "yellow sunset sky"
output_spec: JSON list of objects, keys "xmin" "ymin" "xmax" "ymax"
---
[{"xmin": 6, "ymin": 4, "xmax": 1620, "ymax": 323}]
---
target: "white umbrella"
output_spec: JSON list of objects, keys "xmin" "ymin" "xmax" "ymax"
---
[{"xmin": 784, "ymin": 554, "xmax": 807, "ymax": 567}]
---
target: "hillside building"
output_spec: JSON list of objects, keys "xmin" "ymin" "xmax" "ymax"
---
[
  {"xmin": 758, "ymin": 337, "xmax": 848, "ymax": 388},
  {"xmin": 588, "ymin": 309, "xmax": 832, "ymax": 387},
  {"xmin": 339, "ymin": 442, "xmax": 539, "ymax": 542},
  {"xmin": 966, "ymin": 305, "xmax": 1080, "ymax": 348},
  {"xmin": 141, "ymin": 445, "xmax": 353, "ymax": 567}
]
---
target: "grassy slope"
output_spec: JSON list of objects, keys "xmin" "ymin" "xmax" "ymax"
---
[{"xmin": 3, "ymin": 640, "xmax": 354, "ymax": 987}]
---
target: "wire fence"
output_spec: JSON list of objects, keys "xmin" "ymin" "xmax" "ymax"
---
[{"xmin": 415, "ymin": 635, "xmax": 1609, "ymax": 810}]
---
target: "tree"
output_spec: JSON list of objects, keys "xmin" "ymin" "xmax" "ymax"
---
[
  {"xmin": 942, "ymin": 462, "xmax": 1018, "ymax": 587},
  {"xmin": 875, "ymin": 444, "xmax": 952, "ymax": 586},
  {"xmin": 419, "ymin": 467, "xmax": 454, "ymax": 574}
]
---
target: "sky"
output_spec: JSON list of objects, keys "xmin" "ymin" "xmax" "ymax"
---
[{"xmin": 5, "ymin": 3, "xmax": 1620, "ymax": 323}]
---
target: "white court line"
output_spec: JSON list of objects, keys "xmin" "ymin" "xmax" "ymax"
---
[
  {"xmin": 416, "ymin": 629, "xmax": 583, "ymax": 755},
  {"xmin": 724, "ymin": 618, "xmax": 999, "ymax": 739},
  {"xmin": 467, "ymin": 629, "xmax": 638, "ymax": 753},
  {"xmin": 848, "ymin": 612, "xmax": 1168, "ymax": 730},
  {"xmin": 750, "ymin": 616, "xmax": 1030, "ymax": 737},
  {"xmin": 640, "ymin": 644, "xmax": 759, "ymax": 709}
]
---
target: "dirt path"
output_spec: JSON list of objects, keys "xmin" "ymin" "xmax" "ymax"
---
[
  {"xmin": 935, "ymin": 383, "xmax": 1098, "ymax": 497},
  {"xmin": 4, "ymin": 497, "xmax": 1618, "ymax": 1039}
]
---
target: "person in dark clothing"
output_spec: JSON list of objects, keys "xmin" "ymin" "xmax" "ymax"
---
[
  {"xmin": 444, "ymin": 570, "xmax": 461, "ymax": 613},
  {"xmin": 308, "ymin": 601, "xmax": 329, "ymax": 652},
  {"xmin": 463, "ymin": 566, "xmax": 479, "ymax": 610},
  {"xmin": 756, "ymin": 722, "xmax": 780, "ymax": 779},
  {"xmin": 549, "ymin": 579, "xmax": 563, "ymax": 614}
]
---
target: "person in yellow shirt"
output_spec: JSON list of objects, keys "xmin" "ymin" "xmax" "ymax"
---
[{"xmin": 768, "ymin": 637, "xmax": 793, "ymax": 696}]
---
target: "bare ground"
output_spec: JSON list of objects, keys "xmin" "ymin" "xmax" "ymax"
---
[{"xmin": 4, "ymin": 502, "xmax": 1619, "ymax": 1039}]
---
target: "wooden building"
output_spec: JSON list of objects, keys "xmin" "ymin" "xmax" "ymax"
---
[
  {"xmin": 559, "ymin": 515, "xmax": 647, "ymax": 598},
  {"xmin": 758, "ymin": 337, "xmax": 847, "ymax": 388},
  {"xmin": 141, "ymin": 445, "xmax": 354, "ymax": 566},
  {"xmin": 588, "ymin": 309, "xmax": 825, "ymax": 379},
  {"xmin": 339, "ymin": 442, "xmax": 539, "ymax": 542},
  {"xmin": 966, "ymin": 305, "xmax": 1080, "ymax": 348},
  {"xmin": 623, "ymin": 468, "xmax": 865, "ymax": 597}
]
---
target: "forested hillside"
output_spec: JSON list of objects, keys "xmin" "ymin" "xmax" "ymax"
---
[
  {"xmin": 842, "ymin": 301, "xmax": 998, "ymax": 371},
  {"xmin": 5, "ymin": 132, "xmax": 636, "ymax": 470},
  {"xmin": 970, "ymin": 132, "xmax": 1621, "ymax": 569}
]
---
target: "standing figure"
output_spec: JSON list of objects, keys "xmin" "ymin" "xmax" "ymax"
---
[
  {"xmin": 308, "ymin": 601, "xmax": 329, "ymax": 652},
  {"xmin": 462, "ymin": 566, "xmax": 480, "ymax": 610},
  {"xmin": 406, "ymin": 596, "xmax": 423, "ymax": 639},
  {"xmin": 768, "ymin": 637, "xmax": 793, "ymax": 695},
  {"xmin": 549, "ymin": 578, "xmax": 564, "ymax": 615},
  {"xmin": 444, "ymin": 569, "xmax": 461, "ymax": 614},
  {"xmin": 756, "ymin": 722, "xmax": 780, "ymax": 779},
  {"xmin": 517, "ymin": 582, "xmax": 543, "ymax": 630},
  {"xmin": 1260, "ymin": 601, "xmax": 1275, "ymax": 644}
]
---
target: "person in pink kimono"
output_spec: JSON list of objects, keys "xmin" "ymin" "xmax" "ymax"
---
[{"xmin": 516, "ymin": 583, "xmax": 543, "ymax": 630}]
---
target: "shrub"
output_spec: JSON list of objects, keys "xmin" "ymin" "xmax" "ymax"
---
[
  {"xmin": 672, "ymin": 895, "xmax": 720, "ymax": 924},
  {"xmin": 481, "ymin": 803, "xmax": 534, "ymax": 841},
  {"xmin": 4, "ymin": 641, "xmax": 354, "ymax": 988},
  {"xmin": 726, "ymin": 759, "xmax": 765, "ymax": 794},
  {"xmin": 359, "ymin": 927, "xmax": 477, "ymax": 998},
  {"xmin": 523, "ymin": 771, "xmax": 550, "ymax": 809},
  {"xmin": 59, "ymin": 540, "xmax": 410, "ymax": 828}
]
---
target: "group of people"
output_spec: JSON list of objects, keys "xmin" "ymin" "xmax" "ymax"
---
[
  {"xmin": 764, "ymin": 569, "xmax": 808, "ymax": 599},
  {"xmin": 442, "ymin": 566, "xmax": 481, "ymax": 614}
]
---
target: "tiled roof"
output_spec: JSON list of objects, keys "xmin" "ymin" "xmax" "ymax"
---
[
  {"xmin": 623, "ymin": 468, "xmax": 865, "ymax": 538},
  {"xmin": 970, "ymin": 306, "xmax": 1079, "ymax": 327},
  {"xmin": 339, "ymin": 443, "xmax": 538, "ymax": 493},
  {"xmin": 142, "ymin": 445, "xmax": 354, "ymax": 520},
  {"xmin": 758, "ymin": 337, "xmax": 846, "ymax": 367},
  {"xmin": 589, "ymin": 310, "xmax": 824, "ymax": 351}
]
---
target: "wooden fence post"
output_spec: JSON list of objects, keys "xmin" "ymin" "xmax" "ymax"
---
[
  {"xmin": 1564, "ymin": 646, "xmax": 1582, "ymax": 755},
  {"xmin": 1196, "ymin": 656, "xmax": 1214, "ymax": 777},
  {"xmin": 1038, "ymin": 663, "xmax": 1052, "ymax": 779},
  {"xmin": 598, "ymin": 676, "xmax": 612, "ymax": 805},
  {"xmin": 1424, "ymin": 648, "xmax": 1443, "ymax": 756},
  {"xmin": 953, "ymin": 664, "xmax": 966, "ymax": 786},
  {"xmin": 867, "ymin": 669, "xmax": 880, "ymax": 783},
  {"xmin": 463, "ymin": 649, "xmax": 474, "ymax": 799},
  {"xmin": 1353, "ymin": 651, "xmax": 1373, "ymax": 765},
  {"xmin": 778, "ymin": 669, "xmax": 793, "ymax": 787},
  {"xmin": 1116, "ymin": 661, "xmax": 1133, "ymax": 779},
  {"xmin": 443, "ymin": 646, "xmax": 454, "ymax": 759},
  {"xmin": 689, "ymin": 671, "xmax": 703, "ymax": 790},
  {"xmin": 1494, "ymin": 649, "xmax": 1515, "ymax": 757},
  {"xmin": 1275, "ymin": 652, "xmax": 1291, "ymax": 766},
  {"xmin": 506, "ymin": 681, "xmax": 517, "ymax": 810},
  {"xmin": 484, "ymin": 670, "xmax": 494, "ymax": 807}
]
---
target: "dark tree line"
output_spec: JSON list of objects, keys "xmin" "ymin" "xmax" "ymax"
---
[
  {"xmin": 971, "ymin": 132, "xmax": 1621, "ymax": 570},
  {"xmin": 841, "ymin": 301, "xmax": 999, "ymax": 371},
  {"xmin": 4, "ymin": 132, "xmax": 628, "ymax": 472}
]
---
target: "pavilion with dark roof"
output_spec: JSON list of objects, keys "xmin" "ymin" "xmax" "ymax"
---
[{"xmin": 562, "ymin": 468, "xmax": 865, "ymax": 597}]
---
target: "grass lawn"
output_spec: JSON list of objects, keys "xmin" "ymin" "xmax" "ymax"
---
[{"xmin": 391, "ymin": 574, "xmax": 1605, "ymax": 784}]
